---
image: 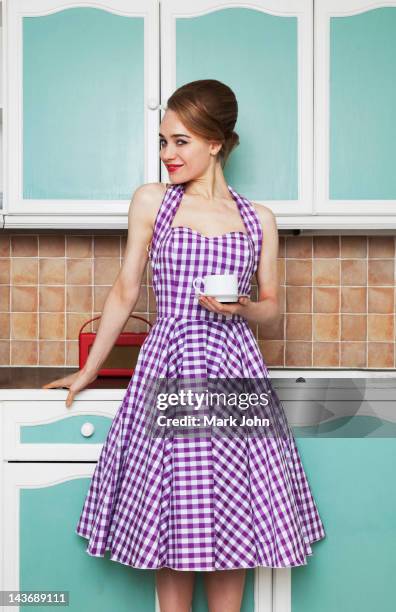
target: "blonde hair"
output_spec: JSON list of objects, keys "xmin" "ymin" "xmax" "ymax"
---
[{"xmin": 166, "ymin": 79, "xmax": 240, "ymax": 168}]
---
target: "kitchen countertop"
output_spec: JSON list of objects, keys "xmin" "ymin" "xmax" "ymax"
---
[
  {"xmin": 0, "ymin": 367, "xmax": 131, "ymax": 390},
  {"xmin": 0, "ymin": 366, "xmax": 395, "ymax": 403}
]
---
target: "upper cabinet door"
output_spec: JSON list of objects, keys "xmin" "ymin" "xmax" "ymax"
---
[
  {"xmin": 5, "ymin": 0, "xmax": 158, "ymax": 222},
  {"xmin": 160, "ymin": 0, "xmax": 313, "ymax": 215},
  {"xmin": 315, "ymin": 0, "xmax": 396, "ymax": 216}
]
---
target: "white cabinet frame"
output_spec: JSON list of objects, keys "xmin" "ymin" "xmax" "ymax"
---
[
  {"xmin": 4, "ymin": 0, "xmax": 159, "ymax": 225},
  {"xmin": 314, "ymin": 0, "xmax": 396, "ymax": 218},
  {"xmin": 160, "ymin": 0, "xmax": 314, "ymax": 217}
]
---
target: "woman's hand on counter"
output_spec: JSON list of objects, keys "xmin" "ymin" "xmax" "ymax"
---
[{"xmin": 42, "ymin": 368, "xmax": 98, "ymax": 409}]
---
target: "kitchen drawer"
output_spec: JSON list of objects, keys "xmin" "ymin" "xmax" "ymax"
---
[{"xmin": 1, "ymin": 400, "xmax": 120, "ymax": 461}]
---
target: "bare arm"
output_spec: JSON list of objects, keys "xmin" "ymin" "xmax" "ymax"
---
[
  {"xmin": 82, "ymin": 183, "xmax": 164, "ymax": 375},
  {"xmin": 42, "ymin": 182, "xmax": 166, "ymax": 407}
]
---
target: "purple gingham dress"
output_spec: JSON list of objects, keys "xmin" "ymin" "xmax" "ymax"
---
[{"xmin": 75, "ymin": 182, "xmax": 326, "ymax": 571}]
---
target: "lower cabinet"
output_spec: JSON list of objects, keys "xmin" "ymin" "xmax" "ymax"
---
[
  {"xmin": 0, "ymin": 396, "xmax": 268, "ymax": 612},
  {"xmin": 3, "ymin": 463, "xmax": 156, "ymax": 612},
  {"xmin": 4, "ymin": 379, "xmax": 394, "ymax": 611}
]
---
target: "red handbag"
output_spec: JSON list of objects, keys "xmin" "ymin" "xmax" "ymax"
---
[{"xmin": 78, "ymin": 314, "xmax": 153, "ymax": 377}]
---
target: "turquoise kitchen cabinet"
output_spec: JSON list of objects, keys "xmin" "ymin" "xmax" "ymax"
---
[
  {"xmin": 286, "ymin": 438, "xmax": 396, "ymax": 612},
  {"xmin": 0, "ymin": 392, "xmax": 263, "ymax": 611},
  {"xmin": 272, "ymin": 377, "xmax": 396, "ymax": 612},
  {"xmin": 4, "ymin": 0, "xmax": 396, "ymax": 228},
  {"xmin": 4, "ymin": 0, "xmax": 159, "ymax": 227},
  {"xmin": 315, "ymin": 0, "xmax": 396, "ymax": 218},
  {"xmin": 3, "ymin": 463, "xmax": 157, "ymax": 612},
  {"xmin": 161, "ymin": 0, "xmax": 314, "ymax": 216}
]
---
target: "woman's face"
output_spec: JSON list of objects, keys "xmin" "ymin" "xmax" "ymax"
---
[{"xmin": 159, "ymin": 109, "xmax": 222, "ymax": 183}]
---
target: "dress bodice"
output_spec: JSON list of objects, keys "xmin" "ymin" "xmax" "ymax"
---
[{"xmin": 148, "ymin": 183, "xmax": 263, "ymax": 323}]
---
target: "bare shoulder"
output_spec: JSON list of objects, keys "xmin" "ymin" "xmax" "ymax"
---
[
  {"xmin": 128, "ymin": 182, "xmax": 168, "ymax": 226},
  {"xmin": 251, "ymin": 201, "xmax": 278, "ymax": 234},
  {"xmin": 130, "ymin": 182, "xmax": 167, "ymax": 209}
]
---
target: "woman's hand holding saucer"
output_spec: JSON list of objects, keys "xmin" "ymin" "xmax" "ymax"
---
[{"xmin": 198, "ymin": 294, "xmax": 251, "ymax": 317}]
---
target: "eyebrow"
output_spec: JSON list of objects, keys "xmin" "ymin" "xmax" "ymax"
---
[{"xmin": 159, "ymin": 133, "xmax": 191, "ymax": 138}]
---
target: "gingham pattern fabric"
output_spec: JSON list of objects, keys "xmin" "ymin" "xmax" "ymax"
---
[{"xmin": 75, "ymin": 183, "xmax": 326, "ymax": 571}]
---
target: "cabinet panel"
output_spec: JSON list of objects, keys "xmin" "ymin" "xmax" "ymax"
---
[
  {"xmin": 6, "ymin": 0, "xmax": 159, "ymax": 219},
  {"xmin": 287, "ymin": 439, "xmax": 396, "ymax": 612},
  {"xmin": 2, "ymin": 463, "xmax": 156, "ymax": 612},
  {"xmin": 23, "ymin": 7, "xmax": 145, "ymax": 200},
  {"xmin": 2, "ymin": 400, "xmax": 120, "ymax": 460},
  {"xmin": 315, "ymin": 0, "xmax": 396, "ymax": 216},
  {"xmin": 161, "ymin": 0, "xmax": 313, "ymax": 215}
]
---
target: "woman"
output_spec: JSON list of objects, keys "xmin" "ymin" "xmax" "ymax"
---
[{"xmin": 43, "ymin": 79, "xmax": 325, "ymax": 612}]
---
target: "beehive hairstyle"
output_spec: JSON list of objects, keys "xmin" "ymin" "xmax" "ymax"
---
[{"xmin": 166, "ymin": 79, "xmax": 240, "ymax": 168}]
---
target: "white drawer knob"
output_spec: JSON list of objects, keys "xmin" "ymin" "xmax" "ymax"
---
[{"xmin": 81, "ymin": 422, "xmax": 95, "ymax": 437}]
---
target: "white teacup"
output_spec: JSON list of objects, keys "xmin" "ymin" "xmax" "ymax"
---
[{"xmin": 193, "ymin": 273, "xmax": 238, "ymax": 303}]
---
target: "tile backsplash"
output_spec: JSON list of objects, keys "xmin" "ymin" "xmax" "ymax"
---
[{"xmin": 0, "ymin": 233, "xmax": 395, "ymax": 368}]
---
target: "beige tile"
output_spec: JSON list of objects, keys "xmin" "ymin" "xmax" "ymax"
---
[
  {"xmin": 124, "ymin": 316, "xmax": 152, "ymax": 333},
  {"xmin": 39, "ymin": 258, "xmax": 65, "ymax": 284},
  {"xmin": 39, "ymin": 286, "xmax": 65, "ymax": 312},
  {"xmin": 67, "ymin": 259, "xmax": 92, "ymax": 284},
  {"xmin": 341, "ymin": 287, "xmax": 367, "ymax": 313},
  {"xmin": 11, "ymin": 235, "xmax": 38, "ymax": 257},
  {"xmin": 313, "ymin": 287, "xmax": 339, "ymax": 313},
  {"xmin": 0, "ymin": 285, "xmax": 10, "ymax": 310},
  {"xmin": 285, "ymin": 236, "xmax": 312, "ymax": 258},
  {"xmin": 66, "ymin": 340, "xmax": 79, "ymax": 366},
  {"xmin": 39, "ymin": 313, "xmax": 65, "ymax": 340},
  {"xmin": 94, "ymin": 286, "xmax": 111, "ymax": 311},
  {"xmin": 313, "ymin": 236, "xmax": 339, "ymax": 258},
  {"xmin": 286, "ymin": 314, "xmax": 311, "ymax": 340},
  {"xmin": 11, "ymin": 258, "xmax": 38, "ymax": 284},
  {"xmin": 148, "ymin": 286, "xmax": 157, "ymax": 313},
  {"xmin": 368, "ymin": 260, "xmax": 394, "ymax": 285},
  {"xmin": 11, "ymin": 312, "xmax": 38, "ymax": 339},
  {"xmin": 39, "ymin": 341, "xmax": 65, "ymax": 366},
  {"xmin": 0, "ymin": 235, "xmax": 10, "ymax": 257},
  {"xmin": 314, "ymin": 314, "xmax": 339, "ymax": 341},
  {"xmin": 0, "ymin": 313, "xmax": 10, "ymax": 338},
  {"xmin": 66, "ymin": 235, "xmax": 93, "ymax": 258},
  {"xmin": 258, "ymin": 314, "xmax": 284, "ymax": 340},
  {"xmin": 341, "ymin": 260, "xmax": 367, "ymax": 285},
  {"xmin": 94, "ymin": 236, "xmax": 120, "ymax": 257},
  {"xmin": 148, "ymin": 313, "xmax": 158, "ymax": 326},
  {"xmin": 286, "ymin": 286, "xmax": 312, "ymax": 312},
  {"xmin": 278, "ymin": 236, "xmax": 285, "ymax": 258},
  {"xmin": 368, "ymin": 236, "xmax": 394, "ymax": 258},
  {"xmin": 286, "ymin": 260, "xmax": 312, "ymax": 286},
  {"xmin": 66, "ymin": 313, "xmax": 92, "ymax": 339},
  {"xmin": 39, "ymin": 235, "xmax": 65, "ymax": 257},
  {"xmin": 66, "ymin": 286, "xmax": 92, "ymax": 312},
  {"xmin": 277, "ymin": 259, "xmax": 285, "ymax": 285},
  {"xmin": 367, "ymin": 314, "xmax": 394, "ymax": 341},
  {"xmin": 133, "ymin": 286, "xmax": 148, "ymax": 312},
  {"xmin": 368, "ymin": 287, "xmax": 394, "ymax": 313},
  {"xmin": 0, "ymin": 259, "xmax": 10, "ymax": 284},
  {"xmin": 94, "ymin": 258, "xmax": 121, "ymax": 284},
  {"xmin": 120, "ymin": 234, "xmax": 127, "ymax": 257},
  {"xmin": 11, "ymin": 286, "xmax": 38, "ymax": 312},
  {"xmin": 340, "ymin": 342, "xmax": 366, "ymax": 367},
  {"xmin": 367, "ymin": 343, "xmax": 394, "ymax": 368},
  {"xmin": 313, "ymin": 342, "xmax": 339, "ymax": 367},
  {"xmin": 285, "ymin": 341, "xmax": 312, "ymax": 366},
  {"xmin": 341, "ymin": 236, "xmax": 367, "ymax": 258},
  {"xmin": 11, "ymin": 340, "xmax": 38, "ymax": 365},
  {"xmin": 0, "ymin": 340, "xmax": 10, "ymax": 365},
  {"xmin": 313, "ymin": 259, "xmax": 339, "ymax": 285},
  {"xmin": 258, "ymin": 340, "xmax": 284, "ymax": 366},
  {"xmin": 341, "ymin": 314, "xmax": 367, "ymax": 341}
]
